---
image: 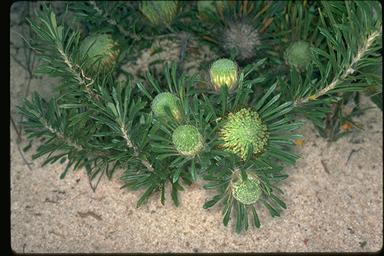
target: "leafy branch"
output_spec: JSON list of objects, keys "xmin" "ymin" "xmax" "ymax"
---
[
  {"xmin": 28, "ymin": 4, "xmax": 99, "ymax": 100},
  {"xmin": 295, "ymin": 27, "xmax": 382, "ymax": 106},
  {"xmin": 120, "ymin": 118, "xmax": 155, "ymax": 172}
]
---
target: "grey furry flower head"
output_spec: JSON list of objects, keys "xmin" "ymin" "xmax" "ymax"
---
[{"xmin": 222, "ymin": 22, "xmax": 261, "ymax": 61}]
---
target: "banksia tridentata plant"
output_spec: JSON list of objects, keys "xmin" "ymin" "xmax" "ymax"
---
[
  {"xmin": 219, "ymin": 108, "xmax": 269, "ymax": 160},
  {"xmin": 79, "ymin": 34, "xmax": 119, "ymax": 74},
  {"xmin": 151, "ymin": 92, "xmax": 182, "ymax": 121},
  {"xmin": 172, "ymin": 125, "xmax": 204, "ymax": 157},
  {"xmin": 139, "ymin": 1, "xmax": 178, "ymax": 27},
  {"xmin": 284, "ymin": 40, "xmax": 312, "ymax": 70},
  {"xmin": 231, "ymin": 172, "xmax": 262, "ymax": 205},
  {"xmin": 222, "ymin": 22, "xmax": 261, "ymax": 61},
  {"xmin": 209, "ymin": 58, "xmax": 238, "ymax": 92},
  {"xmin": 16, "ymin": 2, "xmax": 382, "ymax": 235}
]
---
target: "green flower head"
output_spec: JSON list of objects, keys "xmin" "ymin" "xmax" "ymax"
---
[
  {"xmin": 172, "ymin": 125, "xmax": 204, "ymax": 156},
  {"xmin": 219, "ymin": 108, "xmax": 269, "ymax": 160},
  {"xmin": 197, "ymin": 1, "xmax": 216, "ymax": 20},
  {"xmin": 79, "ymin": 34, "xmax": 119, "ymax": 74},
  {"xmin": 139, "ymin": 1, "xmax": 178, "ymax": 27},
  {"xmin": 151, "ymin": 92, "xmax": 182, "ymax": 121},
  {"xmin": 232, "ymin": 173, "xmax": 262, "ymax": 205},
  {"xmin": 209, "ymin": 58, "xmax": 238, "ymax": 92},
  {"xmin": 284, "ymin": 40, "xmax": 312, "ymax": 69}
]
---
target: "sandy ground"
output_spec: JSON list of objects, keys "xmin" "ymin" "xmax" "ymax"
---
[{"xmin": 10, "ymin": 2, "xmax": 383, "ymax": 253}]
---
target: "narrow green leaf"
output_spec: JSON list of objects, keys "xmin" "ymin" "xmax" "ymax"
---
[
  {"xmin": 171, "ymin": 183, "xmax": 179, "ymax": 206},
  {"xmin": 172, "ymin": 168, "xmax": 182, "ymax": 183},
  {"xmin": 203, "ymin": 194, "xmax": 222, "ymax": 209},
  {"xmin": 59, "ymin": 157, "xmax": 67, "ymax": 164},
  {"xmin": 160, "ymin": 183, "xmax": 165, "ymax": 206},
  {"xmin": 136, "ymin": 82, "xmax": 153, "ymax": 100},
  {"xmin": 136, "ymin": 185, "xmax": 155, "ymax": 208},
  {"xmin": 22, "ymin": 141, "xmax": 32, "ymax": 152},
  {"xmin": 219, "ymin": 87, "xmax": 228, "ymax": 116},
  {"xmin": 60, "ymin": 161, "xmax": 72, "ymax": 179},
  {"xmin": 259, "ymin": 94, "xmax": 281, "ymax": 115},
  {"xmin": 271, "ymin": 194, "xmax": 287, "ymax": 209},
  {"xmin": 243, "ymin": 206, "xmax": 249, "ymax": 231},
  {"xmin": 223, "ymin": 201, "xmax": 232, "ymax": 227},
  {"xmin": 263, "ymin": 200, "xmax": 280, "ymax": 217},
  {"xmin": 190, "ymin": 161, "xmax": 197, "ymax": 182},
  {"xmin": 235, "ymin": 201, "xmax": 243, "ymax": 234},
  {"xmin": 203, "ymin": 180, "xmax": 229, "ymax": 190},
  {"xmin": 254, "ymin": 83, "xmax": 277, "ymax": 111},
  {"xmin": 107, "ymin": 102, "xmax": 118, "ymax": 117},
  {"xmin": 251, "ymin": 206, "xmax": 261, "ymax": 228}
]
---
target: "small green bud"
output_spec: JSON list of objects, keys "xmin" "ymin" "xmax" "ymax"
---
[
  {"xmin": 219, "ymin": 108, "xmax": 269, "ymax": 160},
  {"xmin": 209, "ymin": 58, "xmax": 238, "ymax": 92},
  {"xmin": 139, "ymin": 1, "xmax": 178, "ymax": 27},
  {"xmin": 79, "ymin": 34, "xmax": 119, "ymax": 74},
  {"xmin": 197, "ymin": 1, "xmax": 216, "ymax": 21},
  {"xmin": 151, "ymin": 92, "xmax": 182, "ymax": 121},
  {"xmin": 284, "ymin": 41, "xmax": 312, "ymax": 69},
  {"xmin": 232, "ymin": 173, "xmax": 262, "ymax": 205},
  {"xmin": 172, "ymin": 125, "xmax": 204, "ymax": 156}
]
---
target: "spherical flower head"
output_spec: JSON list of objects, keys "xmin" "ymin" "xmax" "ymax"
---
[
  {"xmin": 139, "ymin": 1, "xmax": 178, "ymax": 27},
  {"xmin": 284, "ymin": 41, "xmax": 312, "ymax": 69},
  {"xmin": 172, "ymin": 125, "xmax": 204, "ymax": 156},
  {"xmin": 223, "ymin": 22, "xmax": 260, "ymax": 61},
  {"xmin": 219, "ymin": 108, "xmax": 269, "ymax": 160},
  {"xmin": 151, "ymin": 92, "xmax": 182, "ymax": 121},
  {"xmin": 209, "ymin": 58, "xmax": 238, "ymax": 92},
  {"xmin": 79, "ymin": 34, "xmax": 119, "ymax": 74},
  {"xmin": 232, "ymin": 173, "xmax": 262, "ymax": 205}
]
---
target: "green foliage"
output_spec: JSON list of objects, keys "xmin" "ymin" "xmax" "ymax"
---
[
  {"xmin": 278, "ymin": 1, "xmax": 382, "ymax": 134},
  {"xmin": 17, "ymin": 1, "xmax": 382, "ymax": 233}
]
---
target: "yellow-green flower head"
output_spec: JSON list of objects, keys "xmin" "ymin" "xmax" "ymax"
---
[
  {"xmin": 284, "ymin": 41, "xmax": 312, "ymax": 69},
  {"xmin": 219, "ymin": 108, "xmax": 269, "ymax": 160},
  {"xmin": 139, "ymin": 1, "xmax": 178, "ymax": 27},
  {"xmin": 209, "ymin": 58, "xmax": 238, "ymax": 92},
  {"xmin": 232, "ymin": 173, "xmax": 262, "ymax": 205},
  {"xmin": 151, "ymin": 92, "xmax": 182, "ymax": 121},
  {"xmin": 79, "ymin": 34, "xmax": 119, "ymax": 73},
  {"xmin": 172, "ymin": 125, "xmax": 204, "ymax": 156}
]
